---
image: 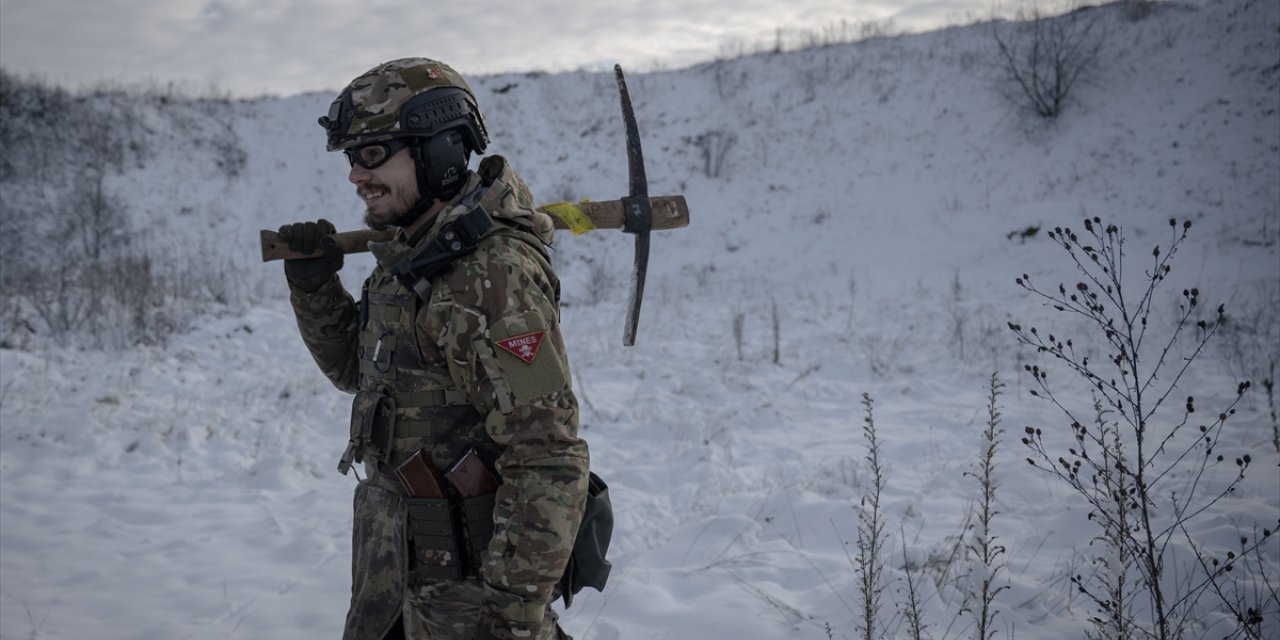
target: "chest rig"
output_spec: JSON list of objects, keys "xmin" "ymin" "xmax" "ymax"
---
[
  {"xmin": 337, "ymin": 174, "xmax": 527, "ymax": 584},
  {"xmin": 338, "ymin": 185, "xmax": 513, "ymax": 481}
]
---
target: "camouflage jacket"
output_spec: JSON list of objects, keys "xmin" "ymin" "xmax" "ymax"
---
[{"xmin": 288, "ymin": 156, "xmax": 589, "ymax": 640}]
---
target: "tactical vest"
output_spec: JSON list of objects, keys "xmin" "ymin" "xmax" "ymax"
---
[
  {"xmin": 340, "ymin": 185, "xmax": 521, "ymax": 586},
  {"xmin": 353, "ymin": 268, "xmax": 496, "ymax": 476},
  {"xmin": 354, "ymin": 257, "xmax": 506, "ymax": 581},
  {"xmin": 340, "ymin": 160, "xmax": 528, "ymax": 483}
]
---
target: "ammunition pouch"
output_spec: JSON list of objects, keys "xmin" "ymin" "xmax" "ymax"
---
[
  {"xmin": 406, "ymin": 496, "xmax": 466, "ymax": 581},
  {"xmin": 558, "ymin": 472, "xmax": 613, "ymax": 608},
  {"xmin": 405, "ymin": 491, "xmax": 498, "ymax": 581},
  {"xmin": 460, "ymin": 493, "xmax": 497, "ymax": 573}
]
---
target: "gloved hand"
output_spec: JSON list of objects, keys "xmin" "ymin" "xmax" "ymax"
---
[{"xmin": 278, "ymin": 219, "xmax": 343, "ymax": 292}]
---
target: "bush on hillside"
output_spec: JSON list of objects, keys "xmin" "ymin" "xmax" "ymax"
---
[
  {"xmin": 990, "ymin": 3, "xmax": 1107, "ymax": 119},
  {"xmin": 0, "ymin": 69, "xmax": 248, "ymax": 349}
]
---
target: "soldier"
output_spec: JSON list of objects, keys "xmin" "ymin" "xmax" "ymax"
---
[{"xmin": 279, "ymin": 58, "xmax": 589, "ymax": 640}]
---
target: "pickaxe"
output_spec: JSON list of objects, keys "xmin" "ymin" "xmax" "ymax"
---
[{"xmin": 261, "ymin": 65, "xmax": 686, "ymax": 346}]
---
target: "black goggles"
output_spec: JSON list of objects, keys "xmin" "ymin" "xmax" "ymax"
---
[{"xmin": 344, "ymin": 138, "xmax": 412, "ymax": 170}]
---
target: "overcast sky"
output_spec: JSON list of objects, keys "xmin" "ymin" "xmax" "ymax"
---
[{"xmin": 0, "ymin": 0, "xmax": 1006, "ymax": 98}]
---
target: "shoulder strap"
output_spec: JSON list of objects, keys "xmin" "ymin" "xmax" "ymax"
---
[{"xmin": 388, "ymin": 206, "xmax": 494, "ymax": 301}]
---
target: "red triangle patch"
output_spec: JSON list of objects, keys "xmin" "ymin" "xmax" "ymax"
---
[{"xmin": 495, "ymin": 331, "xmax": 547, "ymax": 365}]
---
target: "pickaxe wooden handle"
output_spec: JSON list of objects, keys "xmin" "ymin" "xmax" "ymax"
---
[{"xmin": 259, "ymin": 195, "xmax": 688, "ymax": 262}]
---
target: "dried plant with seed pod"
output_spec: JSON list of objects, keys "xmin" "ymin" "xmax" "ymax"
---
[{"xmin": 1009, "ymin": 216, "xmax": 1275, "ymax": 639}]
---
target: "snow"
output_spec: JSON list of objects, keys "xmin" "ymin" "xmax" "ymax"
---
[{"xmin": 2, "ymin": 1, "xmax": 1278, "ymax": 638}]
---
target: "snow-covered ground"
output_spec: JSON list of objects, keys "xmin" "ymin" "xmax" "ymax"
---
[{"xmin": 2, "ymin": 1, "xmax": 1278, "ymax": 638}]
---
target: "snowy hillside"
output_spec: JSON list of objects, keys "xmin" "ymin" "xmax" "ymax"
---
[{"xmin": 2, "ymin": 1, "xmax": 1278, "ymax": 639}]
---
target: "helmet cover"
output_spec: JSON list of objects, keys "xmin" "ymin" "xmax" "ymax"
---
[{"xmin": 319, "ymin": 58, "xmax": 489, "ymax": 153}]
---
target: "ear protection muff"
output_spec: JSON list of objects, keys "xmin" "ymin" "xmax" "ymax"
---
[{"xmin": 411, "ymin": 129, "xmax": 470, "ymax": 202}]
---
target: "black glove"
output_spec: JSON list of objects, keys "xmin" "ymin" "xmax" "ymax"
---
[{"xmin": 279, "ymin": 219, "xmax": 343, "ymax": 292}]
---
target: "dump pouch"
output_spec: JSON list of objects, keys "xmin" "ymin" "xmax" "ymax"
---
[{"xmin": 558, "ymin": 472, "xmax": 613, "ymax": 608}]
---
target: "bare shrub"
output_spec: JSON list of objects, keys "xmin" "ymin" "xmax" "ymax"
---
[
  {"xmin": 1218, "ymin": 327, "xmax": 1280, "ymax": 454},
  {"xmin": 861, "ymin": 329, "xmax": 909, "ymax": 378},
  {"xmin": 950, "ymin": 272, "xmax": 970, "ymax": 362},
  {"xmin": 1188, "ymin": 523, "xmax": 1279, "ymax": 640},
  {"xmin": 0, "ymin": 69, "xmax": 74, "ymax": 186},
  {"xmin": 962, "ymin": 372, "xmax": 1009, "ymax": 640},
  {"xmin": 770, "ymin": 298, "xmax": 781, "ymax": 365},
  {"xmin": 990, "ymin": 4, "xmax": 1106, "ymax": 119},
  {"xmin": 0, "ymin": 70, "xmax": 249, "ymax": 349},
  {"xmin": 691, "ymin": 130, "xmax": 738, "ymax": 178},
  {"xmin": 1009, "ymin": 216, "xmax": 1273, "ymax": 639},
  {"xmin": 1118, "ymin": 0, "xmax": 1158, "ymax": 22},
  {"xmin": 579, "ymin": 255, "xmax": 617, "ymax": 307},
  {"xmin": 9, "ymin": 170, "xmax": 169, "ymax": 348},
  {"xmin": 898, "ymin": 531, "xmax": 932, "ymax": 640},
  {"xmin": 733, "ymin": 310, "xmax": 745, "ymax": 361},
  {"xmin": 715, "ymin": 18, "xmax": 897, "ymax": 62},
  {"xmin": 210, "ymin": 133, "xmax": 249, "ymax": 179},
  {"xmin": 1214, "ymin": 282, "xmax": 1280, "ymax": 418},
  {"xmin": 856, "ymin": 393, "xmax": 889, "ymax": 640}
]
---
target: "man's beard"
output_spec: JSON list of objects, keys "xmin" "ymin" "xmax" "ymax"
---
[
  {"xmin": 361, "ymin": 183, "xmax": 422, "ymax": 230},
  {"xmin": 364, "ymin": 208, "xmax": 404, "ymax": 231},
  {"xmin": 366, "ymin": 201, "xmax": 436, "ymax": 231}
]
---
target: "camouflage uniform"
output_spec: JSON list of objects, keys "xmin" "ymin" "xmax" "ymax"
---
[{"xmin": 289, "ymin": 157, "xmax": 588, "ymax": 640}]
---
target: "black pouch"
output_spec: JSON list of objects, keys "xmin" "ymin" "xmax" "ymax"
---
[
  {"xmin": 558, "ymin": 472, "xmax": 613, "ymax": 608},
  {"xmin": 346, "ymin": 391, "xmax": 396, "ymax": 474},
  {"xmin": 460, "ymin": 493, "xmax": 498, "ymax": 574},
  {"xmin": 405, "ymin": 496, "xmax": 464, "ymax": 581}
]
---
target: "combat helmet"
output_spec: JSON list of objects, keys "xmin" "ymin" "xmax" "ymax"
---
[{"xmin": 318, "ymin": 58, "xmax": 490, "ymax": 207}]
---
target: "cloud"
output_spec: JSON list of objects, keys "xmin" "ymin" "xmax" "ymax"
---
[{"xmin": 0, "ymin": 0, "xmax": 983, "ymax": 97}]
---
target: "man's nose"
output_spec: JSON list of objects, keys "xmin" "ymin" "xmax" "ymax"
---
[{"xmin": 349, "ymin": 163, "xmax": 371, "ymax": 184}]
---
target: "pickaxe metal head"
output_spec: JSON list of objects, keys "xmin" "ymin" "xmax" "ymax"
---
[{"xmin": 615, "ymin": 64, "xmax": 651, "ymax": 347}]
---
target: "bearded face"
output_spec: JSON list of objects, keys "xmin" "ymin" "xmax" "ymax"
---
[{"xmin": 347, "ymin": 148, "xmax": 422, "ymax": 230}]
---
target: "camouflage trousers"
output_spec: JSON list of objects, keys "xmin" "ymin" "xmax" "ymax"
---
[{"xmin": 399, "ymin": 578, "xmax": 566, "ymax": 640}]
